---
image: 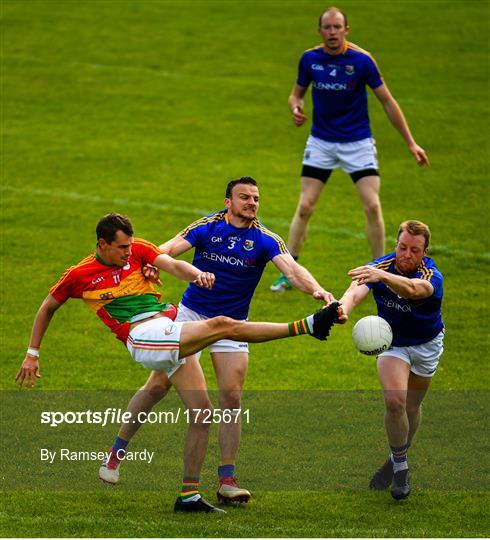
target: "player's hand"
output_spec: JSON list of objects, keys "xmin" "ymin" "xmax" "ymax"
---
[
  {"xmin": 142, "ymin": 264, "xmax": 162, "ymax": 286},
  {"xmin": 313, "ymin": 289, "xmax": 335, "ymax": 304},
  {"xmin": 335, "ymin": 304, "xmax": 349, "ymax": 324},
  {"xmin": 15, "ymin": 355, "xmax": 41, "ymax": 388},
  {"xmin": 292, "ymin": 106, "xmax": 307, "ymax": 127},
  {"xmin": 409, "ymin": 143, "xmax": 430, "ymax": 167},
  {"xmin": 193, "ymin": 272, "xmax": 215, "ymax": 289},
  {"xmin": 348, "ymin": 265, "xmax": 386, "ymax": 285}
]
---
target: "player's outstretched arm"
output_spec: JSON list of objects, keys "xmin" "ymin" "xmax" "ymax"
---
[
  {"xmin": 142, "ymin": 236, "xmax": 194, "ymax": 286},
  {"xmin": 372, "ymin": 83, "xmax": 430, "ymax": 166},
  {"xmin": 15, "ymin": 294, "xmax": 62, "ymax": 388},
  {"xmin": 348, "ymin": 265, "xmax": 433, "ymax": 300},
  {"xmin": 337, "ymin": 281, "xmax": 371, "ymax": 323},
  {"xmin": 272, "ymin": 253, "xmax": 335, "ymax": 304},
  {"xmin": 152, "ymin": 253, "xmax": 215, "ymax": 289}
]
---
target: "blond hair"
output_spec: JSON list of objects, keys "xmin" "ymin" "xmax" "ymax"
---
[
  {"xmin": 397, "ymin": 220, "xmax": 431, "ymax": 249},
  {"xmin": 318, "ymin": 7, "xmax": 348, "ymax": 27}
]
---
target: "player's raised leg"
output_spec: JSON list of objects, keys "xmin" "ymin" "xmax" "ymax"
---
[{"xmin": 178, "ymin": 303, "xmax": 340, "ymax": 358}]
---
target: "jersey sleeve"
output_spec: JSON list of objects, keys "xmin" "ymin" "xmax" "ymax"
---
[
  {"xmin": 296, "ymin": 52, "xmax": 312, "ymax": 88},
  {"xmin": 179, "ymin": 219, "xmax": 207, "ymax": 249},
  {"xmin": 50, "ymin": 266, "xmax": 78, "ymax": 303},
  {"xmin": 263, "ymin": 231, "xmax": 289, "ymax": 261},
  {"xmin": 132, "ymin": 238, "xmax": 162, "ymax": 265},
  {"xmin": 428, "ymin": 271, "xmax": 443, "ymax": 299},
  {"xmin": 365, "ymin": 55, "xmax": 383, "ymax": 89}
]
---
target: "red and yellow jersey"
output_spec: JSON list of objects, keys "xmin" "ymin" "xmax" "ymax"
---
[{"xmin": 50, "ymin": 238, "xmax": 177, "ymax": 343}]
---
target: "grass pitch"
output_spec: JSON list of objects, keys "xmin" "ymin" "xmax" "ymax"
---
[{"xmin": 1, "ymin": 0, "xmax": 489, "ymax": 537}]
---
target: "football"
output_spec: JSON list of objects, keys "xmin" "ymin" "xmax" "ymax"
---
[{"xmin": 352, "ymin": 316, "xmax": 393, "ymax": 356}]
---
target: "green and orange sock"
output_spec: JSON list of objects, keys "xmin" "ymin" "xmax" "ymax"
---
[
  {"xmin": 180, "ymin": 477, "xmax": 201, "ymax": 502},
  {"xmin": 288, "ymin": 315, "xmax": 314, "ymax": 336}
]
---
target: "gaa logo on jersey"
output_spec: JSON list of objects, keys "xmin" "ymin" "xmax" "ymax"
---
[
  {"xmin": 345, "ymin": 65, "xmax": 355, "ymax": 75},
  {"xmin": 243, "ymin": 240, "xmax": 254, "ymax": 251}
]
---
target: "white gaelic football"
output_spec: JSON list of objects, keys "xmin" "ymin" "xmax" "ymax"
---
[{"xmin": 352, "ymin": 316, "xmax": 393, "ymax": 356}]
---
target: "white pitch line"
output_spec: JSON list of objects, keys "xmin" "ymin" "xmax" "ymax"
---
[
  {"xmin": 2, "ymin": 185, "xmax": 488, "ymax": 262},
  {"xmin": 3, "ymin": 54, "xmax": 285, "ymax": 89}
]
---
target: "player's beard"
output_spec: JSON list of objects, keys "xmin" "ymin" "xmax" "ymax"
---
[{"xmin": 234, "ymin": 205, "xmax": 257, "ymax": 222}]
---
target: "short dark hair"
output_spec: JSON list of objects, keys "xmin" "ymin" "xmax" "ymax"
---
[
  {"xmin": 318, "ymin": 7, "xmax": 348, "ymax": 27},
  {"xmin": 96, "ymin": 213, "xmax": 133, "ymax": 243},
  {"xmin": 225, "ymin": 176, "xmax": 258, "ymax": 199},
  {"xmin": 397, "ymin": 220, "xmax": 431, "ymax": 250}
]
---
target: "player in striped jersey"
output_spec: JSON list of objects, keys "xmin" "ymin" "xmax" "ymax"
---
[
  {"xmin": 104, "ymin": 177, "xmax": 337, "ymax": 504},
  {"xmin": 15, "ymin": 212, "xmax": 340, "ymax": 513},
  {"xmin": 271, "ymin": 7, "xmax": 429, "ymax": 291},
  {"xmin": 337, "ymin": 220, "xmax": 444, "ymax": 500}
]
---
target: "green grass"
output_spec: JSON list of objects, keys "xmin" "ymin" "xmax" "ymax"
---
[
  {"xmin": 1, "ymin": 491, "xmax": 487, "ymax": 538},
  {"xmin": 1, "ymin": 0, "xmax": 489, "ymax": 537}
]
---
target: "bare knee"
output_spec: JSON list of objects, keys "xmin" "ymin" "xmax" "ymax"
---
[
  {"xmin": 384, "ymin": 393, "xmax": 406, "ymax": 415},
  {"xmin": 363, "ymin": 197, "xmax": 382, "ymax": 218},
  {"xmin": 188, "ymin": 397, "xmax": 214, "ymax": 429},
  {"xmin": 208, "ymin": 316, "xmax": 242, "ymax": 340},
  {"xmin": 142, "ymin": 374, "xmax": 172, "ymax": 400},
  {"xmin": 406, "ymin": 402, "xmax": 422, "ymax": 416},
  {"xmin": 296, "ymin": 199, "xmax": 316, "ymax": 220},
  {"xmin": 219, "ymin": 387, "xmax": 242, "ymax": 410}
]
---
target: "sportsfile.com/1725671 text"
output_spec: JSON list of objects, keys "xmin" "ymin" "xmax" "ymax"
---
[{"xmin": 40, "ymin": 408, "xmax": 251, "ymax": 428}]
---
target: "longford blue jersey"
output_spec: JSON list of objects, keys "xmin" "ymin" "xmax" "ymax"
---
[
  {"xmin": 366, "ymin": 253, "xmax": 444, "ymax": 346},
  {"xmin": 180, "ymin": 210, "xmax": 288, "ymax": 319},
  {"xmin": 297, "ymin": 41, "xmax": 383, "ymax": 142}
]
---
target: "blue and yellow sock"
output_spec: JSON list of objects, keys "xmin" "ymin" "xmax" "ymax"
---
[
  {"xmin": 390, "ymin": 443, "xmax": 409, "ymax": 473},
  {"xmin": 218, "ymin": 463, "xmax": 235, "ymax": 480},
  {"xmin": 112, "ymin": 435, "xmax": 128, "ymax": 454}
]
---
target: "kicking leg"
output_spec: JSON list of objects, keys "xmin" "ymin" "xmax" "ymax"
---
[{"xmin": 178, "ymin": 304, "xmax": 340, "ymax": 359}]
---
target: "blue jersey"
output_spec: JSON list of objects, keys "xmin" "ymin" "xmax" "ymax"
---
[
  {"xmin": 297, "ymin": 41, "xmax": 383, "ymax": 143},
  {"xmin": 180, "ymin": 210, "xmax": 288, "ymax": 319},
  {"xmin": 366, "ymin": 253, "xmax": 444, "ymax": 347}
]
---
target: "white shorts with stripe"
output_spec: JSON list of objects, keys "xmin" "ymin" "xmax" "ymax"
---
[
  {"xmin": 377, "ymin": 330, "xmax": 445, "ymax": 377},
  {"xmin": 303, "ymin": 135, "xmax": 378, "ymax": 174},
  {"xmin": 127, "ymin": 317, "xmax": 185, "ymax": 377},
  {"xmin": 176, "ymin": 303, "xmax": 249, "ymax": 355}
]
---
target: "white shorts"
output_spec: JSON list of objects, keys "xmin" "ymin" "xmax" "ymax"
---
[
  {"xmin": 176, "ymin": 303, "xmax": 249, "ymax": 356},
  {"xmin": 303, "ymin": 135, "xmax": 378, "ymax": 175},
  {"xmin": 378, "ymin": 330, "xmax": 445, "ymax": 377},
  {"xmin": 127, "ymin": 317, "xmax": 185, "ymax": 377}
]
